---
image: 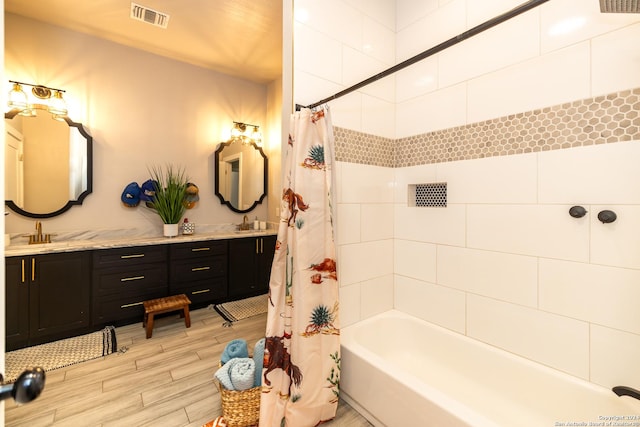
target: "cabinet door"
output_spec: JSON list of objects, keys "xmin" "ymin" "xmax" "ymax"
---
[
  {"xmin": 29, "ymin": 252, "xmax": 91, "ymax": 341},
  {"xmin": 228, "ymin": 236, "xmax": 276, "ymax": 299},
  {"xmin": 5, "ymin": 257, "xmax": 29, "ymax": 350},
  {"xmin": 228, "ymin": 238, "xmax": 258, "ymax": 298},
  {"xmin": 257, "ymin": 235, "xmax": 277, "ymax": 293}
]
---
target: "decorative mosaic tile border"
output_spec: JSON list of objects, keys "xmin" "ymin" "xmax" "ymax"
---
[
  {"xmin": 334, "ymin": 88, "xmax": 640, "ymax": 168},
  {"xmin": 334, "ymin": 127, "xmax": 394, "ymax": 167}
]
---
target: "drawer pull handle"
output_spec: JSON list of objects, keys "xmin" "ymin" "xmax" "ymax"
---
[
  {"xmin": 191, "ymin": 266, "xmax": 210, "ymax": 272},
  {"xmin": 121, "ymin": 275, "xmax": 145, "ymax": 282},
  {"xmin": 121, "ymin": 302, "xmax": 143, "ymax": 308},
  {"xmin": 191, "ymin": 247, "xmax": 210, "ymax": 252},
  {"xmin": 120, "ymin": 254, "xmax": 144, "ymax": 259},
  {"xmin": 21, "ymin": 259, "xmax": 25, "ymax": 283},
  {"xmin": 32, "ymin": 258, "xmax": 36, "ymax": 282},
  {"xmin": 192, "ymin": 289, "xmax": 211, "ymax": 295}
]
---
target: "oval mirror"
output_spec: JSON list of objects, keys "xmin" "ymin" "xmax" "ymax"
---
[
  {"xmin": 4, "ymin": 110, "xmax": 93, "ymax": 218},
  {"xmin": 214, "ymin": 140, "xmax": 267, "ymax": 213}
]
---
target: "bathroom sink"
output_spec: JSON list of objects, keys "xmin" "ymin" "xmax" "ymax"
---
[{"xmin": 7, "ymin": 239, "xmax": 93, "ymax": 251}]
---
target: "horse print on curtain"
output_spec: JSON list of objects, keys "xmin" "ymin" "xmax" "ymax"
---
[{"xmin": 259, "ymin": 106, "xmax": 340, "ymax": 427}]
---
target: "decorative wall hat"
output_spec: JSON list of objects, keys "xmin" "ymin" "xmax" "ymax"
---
[
  {"xmin": 121, "ymin": 182, "xmax": 141, "ymax": 207},
  {"xmin": 183, "ymin": 182, "xmax": 199, "ymax": 209},
  {"xmin": 140, "ymin": 179, "xmax": 158, "ymax": 201},
  {"xmin": 140, "ymin": 179, "xmax": 158, "ymax": 208}
]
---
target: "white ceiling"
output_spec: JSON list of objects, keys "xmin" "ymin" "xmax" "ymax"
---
[{"xmin": 4, "ymin": 0, "xmax": 283, "ymax": 84}]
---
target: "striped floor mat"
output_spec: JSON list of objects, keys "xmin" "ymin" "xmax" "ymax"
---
[
  {"xmin": 5, "ymin": 326, "xmax": 117, "ymax": 383},
  {"xmin": 214, "ymin": 294, "xmax": 268, "ymax": 322}
]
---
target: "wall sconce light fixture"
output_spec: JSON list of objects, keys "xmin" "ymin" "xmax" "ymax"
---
[
  {"xmin": 231, "ymin": 121, "xmax": 262, "ymax": 145},
  {"xmin": 7, "ymin": 80, "xmax": 68, "ymax": 119}
]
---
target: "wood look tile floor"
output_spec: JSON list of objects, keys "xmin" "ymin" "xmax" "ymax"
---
[{"xmin": 5, "ymin": 307, "xmax": 373, "ymax": 427}]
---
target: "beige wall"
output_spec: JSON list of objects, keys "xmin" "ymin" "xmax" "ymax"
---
[
  {"xmin": 4, "ymin": 13, "xmax": 280, "ymax": 234},
  {"xmin": 1, "ymin": 2, "xmax": 6, "ymax": 423}
]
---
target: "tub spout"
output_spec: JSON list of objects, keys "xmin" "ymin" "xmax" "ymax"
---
[{"xmin": 612, "ymin": 386, "xmax": 640, "ymax": 401}]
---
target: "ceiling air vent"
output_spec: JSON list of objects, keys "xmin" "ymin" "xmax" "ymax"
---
[
  {"xmin": 130, "ymin": 2, "xmax": 170, "ymax": 28},
  {"xmin": 599, "ymin": 0, "xmax": 640, "ymax": 13}
]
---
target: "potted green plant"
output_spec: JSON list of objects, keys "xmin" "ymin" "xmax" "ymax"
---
[{"xmin": 148, "ymin": 165, "xmax": 188, "ymax": 237}]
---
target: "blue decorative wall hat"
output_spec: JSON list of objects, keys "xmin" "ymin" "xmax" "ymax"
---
[
  {"xmin": 121, "ymin": 182, "xmax": 141, "ymax": 207},
  {"xmin": 140, "ymin": 179, "xmax": 158, "ymax": 201}
]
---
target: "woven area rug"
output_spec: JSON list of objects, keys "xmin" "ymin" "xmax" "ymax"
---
[
  {"xmin": 214, "ymin": 294, "xmax": 268, "ymax": 322},
  {"xmin": 5, "ymin": 326, "xmax": 117, "ymax": 383}
]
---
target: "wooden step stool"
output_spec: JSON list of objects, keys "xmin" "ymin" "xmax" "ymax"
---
[{"xmin": 143, "ymin": 294, "xmax": 192, "ymax": 339}]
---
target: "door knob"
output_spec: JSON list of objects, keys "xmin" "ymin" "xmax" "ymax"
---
[{"xmin": 0, "ymin": 367, "xmax": 46, "ymax": 404}]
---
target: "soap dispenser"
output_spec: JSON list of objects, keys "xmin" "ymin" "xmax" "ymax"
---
[{"xmin": 253, "ymin": 216, "xmax": 259, "ymax": 230}]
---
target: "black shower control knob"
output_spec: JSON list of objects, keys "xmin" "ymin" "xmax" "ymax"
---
[
  {"xmin": 569, "ymin": 206, "xmax": 587, "ymax": 218},
  {"xmin": 597, "ymin": 210, "xmax": 617, "ymax": 224}
]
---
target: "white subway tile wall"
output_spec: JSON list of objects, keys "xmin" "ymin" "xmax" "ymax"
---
[
  {"xmin": 466, "ymin": 294, "xmax": 590, "ymax": 379},
  {"xmin": 294, "ymin": 0, "xmax": 640, "ymax": 390}
]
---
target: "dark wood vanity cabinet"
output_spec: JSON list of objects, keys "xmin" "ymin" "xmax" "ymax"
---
[
  {"xmin": 5, "ymin": 233, "xmax": 277, "ymax": 350},
  {"xmin": 5, "ymin": 251, "xmax": 91, "ymax": 351},
  {"xmin": 169, "ymin": 240, "xmax": 228, "ymax": 305},
  {"xmin": 92, "ymin": 245, "xmax": 169, "ymax": 326},
  {"xmin": 228, "ymin": 235, "xmax": 276, "ymax": 299}
]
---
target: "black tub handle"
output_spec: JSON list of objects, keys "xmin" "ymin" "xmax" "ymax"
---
[
  {"xmin": 598, "ymin": 210, "xmax": 617, "ymax": 224},
  {"xmin": 569, "ymin": 206, "xmax": 587, "ymax": 218}
]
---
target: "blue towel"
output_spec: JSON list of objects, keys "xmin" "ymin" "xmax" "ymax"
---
[
  {"xmin": 229, "ymin": 358, "xmax": 255, "ymax": 391},
  {"xmin": 221, "ymin": 339, "xmax": 248, "ymax": 364},
  {"xmin": 214, "ymin": 358, "xmax": 255, "ymax": 391},
  {"xmin": 253, "ymin": 338, "xmax": 265, "ymax": 387},
  {"xmin": 214, "ymin": 362, "xmax": 235, "ymax": 390}
]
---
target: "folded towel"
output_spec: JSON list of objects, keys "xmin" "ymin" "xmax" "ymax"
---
[
  {"xmin": 214, "ymin": 362, "xmax": 234, "ymax": 390},
  {"xmin": 229, "ymin": 358, "xmax": 256, "ymax": 391},
  {"xmin": 214, "ymin": 357, "xmax": 256, "ymax": 391},
  {"xmin": 253, "ymin": 338, "xmax": 265, "ymax": 387},
  {"xmin": 221, "ymin": 339, "xmax": 248, "ymax": 364}
]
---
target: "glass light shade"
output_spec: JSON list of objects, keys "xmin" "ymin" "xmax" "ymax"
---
[
  {"xmin": 251, "ymin": 127, "xmax": 262, "ymax": 145},
  {"xmin": 18, "ymin": 108, "xmax": 37, "ymax": 117},
  {"xmin": 48, "ymin": 91, "xmax": 68, "ymax": 117},
  {"xmin": 7, "ymin": 83, "xmax": 28, "ymax": 110}
]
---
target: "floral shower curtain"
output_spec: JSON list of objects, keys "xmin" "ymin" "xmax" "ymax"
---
[{"xmin": 259, "ymin": 106, "xmax": 340, "ymax": 426}]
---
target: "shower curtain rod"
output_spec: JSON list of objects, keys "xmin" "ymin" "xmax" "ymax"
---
[{"xmin": 295, "ymin": 0, "xmax": 549, "ymax": 111}]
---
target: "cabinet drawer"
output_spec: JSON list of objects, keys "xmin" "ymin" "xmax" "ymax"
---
[
  {"xmin": 92, "ymin": 286, "xmax": 167, "ymax": 325},
  {"xmin": 93, "ymin": 245, "xmax": 168, "ymax": 268},
  {"xmin": 170, "ymin": 240, "xmax": 227, "ymax": 260},
  {"xmin": 169, "ymin": 255, "xmax": 226, "ymax": 283},
  {"xmin": 170, "ymin": 277, "xmax": 227, "ymax": 305},
  {"xmin": 93, "ymin": 263, "xmax": 167, "ymax": 295}
]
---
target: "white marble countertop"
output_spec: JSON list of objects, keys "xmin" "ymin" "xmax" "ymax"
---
[{"xmin": 5, "ymin": 223, "xmax": 278, "ymax": 257}]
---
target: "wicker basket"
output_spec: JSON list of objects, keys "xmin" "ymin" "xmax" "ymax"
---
[
  {"xmin": 217, "ymin": 382, "xmax": 260, "ymax": 427},
  {"xmin": 216, "ymin": 361, "xmax": 260, "ymax": 427}
]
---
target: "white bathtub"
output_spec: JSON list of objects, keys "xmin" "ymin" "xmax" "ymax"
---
[{"xmin": 340, "ymin": 310, "xmax": 640, "ymax": 427}]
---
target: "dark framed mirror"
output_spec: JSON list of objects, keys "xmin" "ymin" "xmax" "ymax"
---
[
  {"xmin": 4, "ymin": 110, "xmax": 93, "ymax": 218},
  {"xmin": 214, "ymin": 140, "xmax": 267, "ymax": 213}
]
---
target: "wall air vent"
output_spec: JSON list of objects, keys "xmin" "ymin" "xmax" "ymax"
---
[
  {"xmin": 409, "ymin": 183, "xmax": 447, "ymax": 207},
  {"xmin": 130, "ymin": 2, "xmax": 170, "ymax": 29}
]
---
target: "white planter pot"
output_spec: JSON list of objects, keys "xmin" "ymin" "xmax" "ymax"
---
[{"xmin": 163, "ymin": 223, "xmax": 179, "ymax": 237}]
